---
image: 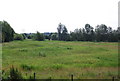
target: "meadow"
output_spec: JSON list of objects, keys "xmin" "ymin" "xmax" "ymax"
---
[{"xmin": 2, "ymin": 40, "xmax": 118, "ymax": 79}]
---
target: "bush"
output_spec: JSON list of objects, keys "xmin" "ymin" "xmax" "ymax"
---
[
  {"xmin": 51, "ymin": 33, "xmax": 58, "ymax": 40},
  {"xmin": 33, "ymin": 31, "xmax": 45, "ymax": 41},
  {"xmin": 14, "ymin": 34, "xmax": 24, "ymax": 40},
  {"xmin": 27, "ymin": 35, "xmax": 32, "ymax": 39},
  {"xmin": 21, "ymin": 34, "xmax": 26, "ymax": 39}
]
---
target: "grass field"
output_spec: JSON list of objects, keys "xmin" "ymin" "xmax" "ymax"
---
[{"xmin": 2, "ymin": 40, "xmax": 118, "ymax": 79}]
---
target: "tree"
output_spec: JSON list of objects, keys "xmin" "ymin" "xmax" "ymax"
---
[
  {"xmin": 57, "ymin": 23, "xmax": 69, "ymax": 41},
  {"xmin": 72, "ymin": 28, "xmax": 82, "ymax": 41},
  {"xmin": 107, "ymin": 27, "xmax": 113, "ymax": 42},
  {"xmin": 21, "ymin": 33, "xmax": 26, "ymax": 39},
  {"xmin": 0, "ymin": 21, "xmax": 15, "ymax": 42},
  {"xmin": 33, "ymin": 31, "xmax": 45, "ymax": 41},
  {"xmin": 85, "ymin": 24, "xmax": 91, "ymax": 34},
  {"xmin": 61, "ymin": 26, "xmax": 69, "ymax": 41},
  {"xmin": 95, "ymin": 24, "xmax": 108, "ymax": 42},
  {"xmin": 57, "ymin": 23, "xmax": 63, "ymax": 40},
  {"xmin": 85, "ymin": 24, "xmax": 94, "ymax": 41}
]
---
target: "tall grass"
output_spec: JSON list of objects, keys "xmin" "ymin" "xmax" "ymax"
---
[{"xmin": 2, "ymin": 40, "xmax": 118, "ymax": 79}]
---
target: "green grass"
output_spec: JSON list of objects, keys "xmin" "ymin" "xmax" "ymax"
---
[{"xmin": 2, "ymin": 40, "xmax": 118, "ymax": 79}]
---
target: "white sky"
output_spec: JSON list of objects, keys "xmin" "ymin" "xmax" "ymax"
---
[{"xmin": 0, "ymin": 0, "xmax": 119, "ymax": 33}]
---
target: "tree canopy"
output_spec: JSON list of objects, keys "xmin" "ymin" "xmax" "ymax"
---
[{"xmin": 0, "ymin": 21, "xmax": 15, "ymax": 42}]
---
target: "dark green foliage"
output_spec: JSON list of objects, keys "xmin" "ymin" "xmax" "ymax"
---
[
  {"xmin": 45, "ymin": 35, "xmax": 51, "ymax": 40},
  {"xmin": 33, "ymin": 31, "xmax": 45, "ymax": 41},
  {"xmin": 21, "ymin": 33, "xmax": 26, "ymax": 39},
  {"xmin": 51, "ymin": 33, "xmax": 58, "ymax": 40},
  {"xmin": 85, "ymin": 24, "xmax": 94, "ymax": 41},
  {"xmin": 57, "ymin": 23, "xmax": 69, "ymax": 41},
  {"xmin": 61, "ymin": 24, "xmax": 120, "ymax": 42},
  {"xmin": 95, "ymin": 24, "xmax": 108, "ymax": 42},
  {"xmin": 27, "ymin": 35, "xmax": 32, "ymax": 39},
  {"xmin": 57, "ymin": 23, "xmax": 62, "ymax": 40},
  {"xmin": 0, "ymin": 21, "xmax": 15, "ymax": 42},
  {"xmin": 9, "ymin": 66, "xmax": 22, "ymax": 79},
  {"xmin": 44, "ymin": 33, "xmax": 51, "ymax": 40},
  {"xmin": 20, "ymin": 64, "xmax": 34, "ymax": 71},
  {"xmin": 14, "ymin": 34, "xmax": 24, "ymax": 40}
]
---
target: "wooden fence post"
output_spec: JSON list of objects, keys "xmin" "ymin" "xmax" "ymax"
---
[
  {"xmin": 34, "ymin": 72, "xmax": 36, "ymax": 80},
  {"xmin": 30, "ymin": 75, "xmax": 32, "ymax": 79},
  {"xmin": 112, "ymin": 76, "xmax": 114, "ymax": 81},
  {"xmin": 71, "ymin": 74, "xmax": 73, "ymax": 81},
  {"xmin": 50, "ymin": 77, "xmax": 51, "ymax": 81}
]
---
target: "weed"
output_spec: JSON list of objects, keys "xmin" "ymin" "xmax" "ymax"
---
[
  {"xmin": 52, "ymin": 64, "xmax": 63, "ymax": 70},
  {"xmin": 9, "ymin": 66, "xmax": 22, "ymax": 79},
  {"xmin": 2, "ymin": 40, "xmax": 118, "ymax": 79},
  {"xmin": 39, "ymin": 52, "xmax": 46, "ymax": 57},
  {"xmin": 20, "ymin": 64, "xmax": 34, "ymax": 71}
]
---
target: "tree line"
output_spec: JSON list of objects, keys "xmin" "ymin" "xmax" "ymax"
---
[
  {"xmin": 0, "ymin": 21, "xmax": 120, "ymax": 42},
  {"xmin": 56, "ymin": 23, "xmax": 120, "ymax": 42}
]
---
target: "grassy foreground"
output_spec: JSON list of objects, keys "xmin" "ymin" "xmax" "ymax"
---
[{"xmin": 2, "ymin": 40, "xmax": 118, "ymax": 79}]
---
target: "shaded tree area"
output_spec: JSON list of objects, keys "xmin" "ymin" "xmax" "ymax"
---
[{"xmin": 0, "ymin": 21, "xmax": 15, "ymax": 42}]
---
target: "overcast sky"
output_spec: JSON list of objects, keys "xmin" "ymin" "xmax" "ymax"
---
[{"xmin": 0, "ymin": 0, "xmax": 119, "ymax": 33}]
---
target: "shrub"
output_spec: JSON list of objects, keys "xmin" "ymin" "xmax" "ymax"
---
[
  {"xmin": 27, "ymin": 35, "xmax": 32, "ymax": 39},
  {"xmin": 14, "ymin": 34, "xmax": 24, "ymax": 40},
  {"xmin": 51, "ymin": 33, "xmax": 58, "ymax": 40},
  {"xmin": 9, "ymin": 66, "xmax": 22, "ymax": 79},
  {"xmin": 33, "ymin": 31, "xmax": 45, "ymax": 41},
  {"xmin": 21, "ymin": 34, "xmax": 26, "ymax": 39}
]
